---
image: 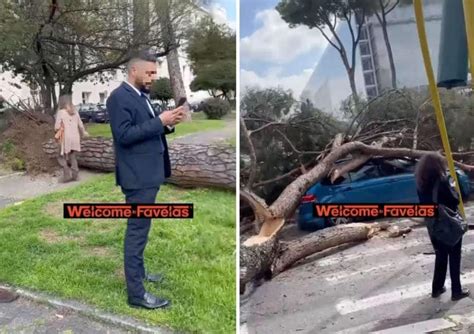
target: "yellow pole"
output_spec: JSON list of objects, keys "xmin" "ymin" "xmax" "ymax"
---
[
  {"xmin": 463, "ymin": 0, "xmax": 474, "ymax": 86},
  {"xmin": 413, "ymin": 0, "xmax": 466, "ymax": 218}
]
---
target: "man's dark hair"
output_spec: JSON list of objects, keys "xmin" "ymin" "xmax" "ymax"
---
[{"xmin": 127, "ymin": 49, "xmax": 157, "ymax": 72}]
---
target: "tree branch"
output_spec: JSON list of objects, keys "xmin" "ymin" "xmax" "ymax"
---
[{"xmin": 241, "ymin": 117, "xmax": 258, "ymax": 189}]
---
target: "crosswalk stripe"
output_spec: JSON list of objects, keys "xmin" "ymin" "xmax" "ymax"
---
[
  {"xmin": 317, "ymin": 239, "xmax": 425, "ymax": 267},
  {"xmin": 336, "ymin": 270, "xmax": 474, "ymax": 315},
  {"xmin": 369, "ymin": 318, "xmax": 456, "ymax": 334},
  {"xmin": 319, "ymin": 230, "xmax": 474, "ymax": 267},
  {"xmin": 325, "ymin": 242, "xmax": 474, "ymax": 283}
]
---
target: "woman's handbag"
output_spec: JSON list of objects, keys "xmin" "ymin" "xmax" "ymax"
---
[
  {"xmin": 55, "ymin": 120, "xmax": 65, "ymax": 156},
  {"xmin": 55, "ymin": 121, "xmax": 64, "ymax": 143},
  {"xmin": 426, "ymin": 178, "xmax": 467, "ymax": 247}
]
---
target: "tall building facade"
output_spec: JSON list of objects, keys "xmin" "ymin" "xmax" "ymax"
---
[{"xmin": 301, "ymin": 0, "xmax": 443, "ymax": 118}]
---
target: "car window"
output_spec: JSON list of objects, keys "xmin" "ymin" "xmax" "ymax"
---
[
  {"xmin": 379, "ymin": 162, "xmax": 410, "ymax": 176},
  {"xmin": 321, "ymin": 174, "xmax": 350, "ymax": 185},
  {"xmin": 349, "ymin": 165, "xmax": 381, "ymax": 182}
]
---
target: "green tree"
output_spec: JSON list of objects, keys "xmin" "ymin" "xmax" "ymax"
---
[
  {"xmin": 241, "ymin": 88, "xmax": 343, "ymax": 201},
  {"xmin": 186, "ymin": 17, "xmax": 236, "ymax": 100},
  {"xmin": 0, "ymin": 0, "xmax": 187, "ymax": 114},
  {"xmin": 276, "ymin": 0, "xmax": 375, "ymax": 103},
  {"xmin": 150, "ymin": 77, "xmax": 173, "ymax": 107}
]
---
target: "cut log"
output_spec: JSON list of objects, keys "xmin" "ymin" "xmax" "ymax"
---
[
  {"xmin": 42, "ymin": 138, "xmax": 236, "ymax": 190},
  {"xmin": 240, "ymin": 235, "xmax": 279, "ymax": 294},
  {"xmin": 240, "ymin": 223, "xmax": 377, "ymax": 293}
]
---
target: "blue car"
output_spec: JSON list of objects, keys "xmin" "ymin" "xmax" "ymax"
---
[{"xmin": 298, "ymin": 158, "xmax": 471, "ymax": 231}]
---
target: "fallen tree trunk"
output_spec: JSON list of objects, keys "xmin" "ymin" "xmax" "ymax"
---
[
  {"xmin": 240, "ymin": 223, "xmax": 378, "ymax": 293},
  {"xmin": 42, "ymin": 138, "xmax": 236, "ymax": 190},
  {"xmin": 240, "ymin": 139, "xmax": 474, "ymax": 290}
]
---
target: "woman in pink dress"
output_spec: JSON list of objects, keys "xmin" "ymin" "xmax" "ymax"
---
[{"xmin": 54, "ymin": 95, "xmax": 89, "ymax": 182}]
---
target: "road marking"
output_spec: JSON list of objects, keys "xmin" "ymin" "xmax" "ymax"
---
[
  {"xmin": 318, "ymin": 239, "xmax": 425, "ymax": 267},
  {"xmin": 325, "ymin": 242, "xmax": 474, "ymax": 283},
  {"xmin": 319, "ymin": 230, "xmax": 474, "ymax": 267},
  {"xmin": 336, "ymin": 270, "xmax": 474, "ymax": 315},
  {"xmin": 369, "ymin": 318, "xmax": 456, "ymax": 334},
  {"xmin": 240, "ymin": 323, "xmax": 249, "ymax": 334}
]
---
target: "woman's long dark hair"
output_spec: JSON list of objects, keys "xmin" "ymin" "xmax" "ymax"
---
[{"xmin": 415, "ymin": 153, "xmax": 447, "ymax": 193}]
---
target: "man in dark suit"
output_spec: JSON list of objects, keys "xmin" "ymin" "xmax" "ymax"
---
[{"xmin": 107, "ymin": 50, "xmax": 185, "ymax": 309}]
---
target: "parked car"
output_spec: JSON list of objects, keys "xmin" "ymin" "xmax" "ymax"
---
[
  {"xmin": 190, "ymin": 101, "xmax": 204, "ymax": 112},
  {"xmin": 91, "ymin": 104, "xmax": 109, "ymax": 123},
  {"xmin": 151, "ymin": 102, "xmax": 163, "ymax": 115},
  {"xmin": 78, "ymin": 104, "xmax": 95, "ymax": 123},
  {"xmin": 298, "ymin": 157, "xmax": 472, "ymax": 231}
]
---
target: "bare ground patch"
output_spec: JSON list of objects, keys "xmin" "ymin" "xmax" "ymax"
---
[
  {"xmin": 39, "ymin": 228, "xmax": 84, "ymax": 244},
  {"xmin": 85, "ymin": 246, "xmax": 114, "ymax": 257},
  {"xmin": 114, "ymin": 267, "xmax": 125, "ymax": 281},
  {"xmin": 44, "ymin": 201, "xmax": 123, "ymax": 231}
]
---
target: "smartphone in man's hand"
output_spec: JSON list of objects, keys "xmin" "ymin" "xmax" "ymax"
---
[{"xmin": 176, "ymin": 97, "xmax": 192, "ymax": 122}]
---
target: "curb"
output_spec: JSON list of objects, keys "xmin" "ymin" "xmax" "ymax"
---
[{"xmin": 0, "ymin": 284, "xmax": 174, "ymax": 334}]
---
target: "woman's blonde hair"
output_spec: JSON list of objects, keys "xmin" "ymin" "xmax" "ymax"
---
[{"xmin": 58, "ymin": 95, "xmax": 75, "ymax": 115}]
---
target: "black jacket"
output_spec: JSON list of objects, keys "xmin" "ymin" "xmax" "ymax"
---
[{"xmin": 107, "ymin": 82, "xmax": 173, "ymax": 190}]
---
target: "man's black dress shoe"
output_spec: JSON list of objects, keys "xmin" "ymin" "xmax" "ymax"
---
[
  {"xmin": 452, "ymin": 289, "xmax": 470, "ymax": 301},
  {"xmin": 431, "ymin": 286, "xmax": 446, "ymax": 298},
  {"xmin": 144, "ymin": 273, "xmax": 164, "ymax": 283},
  {"xmin": 128, "ymin": 292, "xmax": 170, "ymax": 309}
]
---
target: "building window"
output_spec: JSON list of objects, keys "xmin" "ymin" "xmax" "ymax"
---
[
  {"xmin": 359, "ymin": 27, "xmax": 368, "ymax": 40},
  {"xmin": 366, "ymin": 87, "xmax": 377, "ymax": 98},
  {"xmin": 99, "ymin": 91, "xmax": 108, "ymax": 104},
  {"xmin": 364, "ymin": 73, "xmax": 375, "ymax": 86},
  {"xmin": 360, "ymin": 41, "xmax": 370, "ymax": 56},
  {"xmin": 362, "ymin": 58, "xmax": 373, "ymax": 71},
  {"xmin": 82, "ymin": 92, "xmax": 91, "ymax": 104}
]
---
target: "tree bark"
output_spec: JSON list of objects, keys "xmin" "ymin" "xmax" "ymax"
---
[
  {"xmin": 167, "ymin": 48, "xmax": 187, "ymax": 104},
  {"xmin": 40, "ymin": 83, "xmax": 52, "ymax": 115},
  {"xmin": 377, "ymin": 11, "xmax": 397, "ymax": 89},
  {"xmin": 240, "ymin": 223, "xmax": 377, "ymax": 293},
  {"xmin": 42, "ymin": 138, "xmax": 236, "ymax": 190}
]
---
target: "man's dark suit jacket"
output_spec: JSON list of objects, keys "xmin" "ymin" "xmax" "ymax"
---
[{"xmin": 107, "ymin": 82, "xmax": 173, "ymax": 190}]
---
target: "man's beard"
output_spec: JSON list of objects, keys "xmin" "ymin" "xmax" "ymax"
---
[
  {"xmin": 140, "ymin": 85, "xmax": 151, "ymax": 94},
  {"xmin": 135, "ymin": 79, "xmax": 150, "ymax": 94}
]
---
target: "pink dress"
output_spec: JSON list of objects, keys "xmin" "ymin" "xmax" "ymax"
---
[{"xmin": 54, "ymin": 109, "xmax": 86, "ymax": 155}]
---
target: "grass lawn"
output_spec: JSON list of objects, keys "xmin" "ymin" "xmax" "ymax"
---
[
  {"xmin": 86, "ymin": 112, "xmax": 226, "ymax": 141},
  {"xmin": 0, "ymin": 174, "xmax": 236, "ymax": 333}
]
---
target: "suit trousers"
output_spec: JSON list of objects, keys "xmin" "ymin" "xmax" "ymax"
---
[
  {"xmin": 430, "ymin": 236, "xmax": 463, "ymax": 294},
  {"xmin": 121, "ymin": 186, "xmax": 159, "ymax": 299}
]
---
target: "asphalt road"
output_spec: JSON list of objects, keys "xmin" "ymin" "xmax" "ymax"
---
[{"xmin": 241, "ymin": 203, "xmax": 474, "ymax": 334}]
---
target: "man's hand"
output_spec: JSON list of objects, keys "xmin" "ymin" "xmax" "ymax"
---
[{"xmin": 159, "ymin": 107, "xmax": 186, "ymax": 126}]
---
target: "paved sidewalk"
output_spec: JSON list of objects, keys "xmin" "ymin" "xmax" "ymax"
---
[
  {"xmin": 173, "ymin": 120, "xmax": 235, "ymax": 145},
  {"xmin": 0, "ymin": 170, "xmax": 101, "ymax": 209},
  {"xmin": 0, "ymin": 297, "xmax": 131, "ymax": 334}
]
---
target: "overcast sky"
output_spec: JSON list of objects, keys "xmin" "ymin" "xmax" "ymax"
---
[
  {"xmin": 240, "ymin": 0, "xmax": 329, "ymax": 97},
  {"xmin": 210, "ymin": 0, "xmax": 236, "ymax": 29}
]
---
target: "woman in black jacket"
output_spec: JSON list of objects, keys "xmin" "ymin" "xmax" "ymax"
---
[{"xmin": 415, "ymin": 153, "xmax": 469, "ymax": 301}]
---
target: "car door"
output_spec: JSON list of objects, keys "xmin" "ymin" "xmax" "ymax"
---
[{"xmin": 377, "ymin": 160, "xmax": 419, "ymax": 203}]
